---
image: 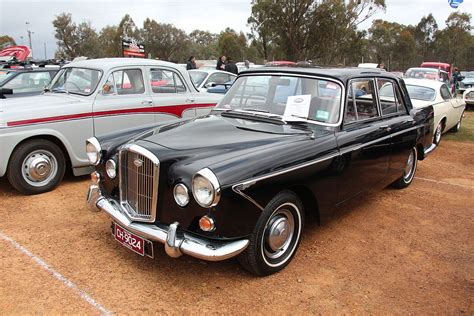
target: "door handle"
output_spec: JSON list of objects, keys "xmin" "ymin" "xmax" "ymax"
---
[
  {"xmin": 185, "ymin": 98, "xmax": 195, "ymax": 103},
  {"xmin": 141, "ymin": 100, "xmax": 153, "ymax": 105},
  {"xmin": 379, "ymin": 125, "xmax": 392, "ymax": 132}
]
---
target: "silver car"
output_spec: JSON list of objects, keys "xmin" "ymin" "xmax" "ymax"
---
[{"xmin": 0, "ymin": 58, "xmax": 223, "ymax": 194}]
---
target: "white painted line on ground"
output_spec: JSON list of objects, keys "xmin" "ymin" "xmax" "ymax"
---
[
  {"xmin": 415, "ymin": 177, "xmax": 473, "ymax": 190},
  {"xmin": 0, "ymin": 230, "xmax": 112, "ymax": 316}
]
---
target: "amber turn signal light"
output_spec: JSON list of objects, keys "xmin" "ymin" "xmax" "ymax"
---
[{"xmin": 199, "ymin": 215, "xmax": 215, "ymax": 232}]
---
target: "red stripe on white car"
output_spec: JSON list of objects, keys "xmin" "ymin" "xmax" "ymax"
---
[{"xmin": 7, "ymin": 103, "xmax": 216, "ymax": 127}]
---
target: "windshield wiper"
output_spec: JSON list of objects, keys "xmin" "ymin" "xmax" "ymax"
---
[
  {"xmin": 51, "ymin": 87, "xmax": 69, "ymax": 94},
  {"xmin": 221, "ymin": 110, "xmax": 284, "ymax": 125},
  {"xmin": 242, "ymin": 108, "xmax": 269, "ymax": 113}
]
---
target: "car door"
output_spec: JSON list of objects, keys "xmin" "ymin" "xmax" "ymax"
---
[
  {"xmin": 147, "ymin": 67, "xmax": 198, "ymax": 121},
  {"xmin": 335, "ymin": 78, "xmax": 392, "ymax": 203},
  {"xmin": 440, "ymin": 84, "xmax": 464, "ymax": 129},
  {"xmin": 376, "ymin": 78, "xmax": 417, "ymax": 180},
  {"xmin": 93, "ymin": 67, "xmax": 155, "ymax": 135}
]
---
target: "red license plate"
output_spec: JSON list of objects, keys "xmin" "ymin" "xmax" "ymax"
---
[{"xmin": 114, "ymin": 223, "xmax": 146, "ymax": 256}]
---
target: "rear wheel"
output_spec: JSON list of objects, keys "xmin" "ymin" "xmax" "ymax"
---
[
  {"xmin": 7, "ymin": 139, "xmax": 66, "ymax": 195},
  {"xmin": 238, "ymin": 190, "xmax": 304, "ymax": 276},
  {"xmin": 392, "ymin": 146, "xmax": 418, "ymax": 189},
  {"xmin": 433, "ymin": 122, "xmax": 443, "ymax": 145}
]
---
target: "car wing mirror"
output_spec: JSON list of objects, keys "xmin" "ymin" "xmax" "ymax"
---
[
  {"xmin": 101, "ymin": 83, "xmax": 114, "ymax": 95},
  {"xmin": 0, "ymin": 88, "xmax": 13, "ymax": 99}
]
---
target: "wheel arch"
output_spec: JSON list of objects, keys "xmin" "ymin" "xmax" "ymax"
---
[
  {"xmin": 288, "ymin": 185, "xmax": 320, "ymax": 225},
  {"xmin": 9, "ymin": 134, "xmax": 72, "ymax": 171}
]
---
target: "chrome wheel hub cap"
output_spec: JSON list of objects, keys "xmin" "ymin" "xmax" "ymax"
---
[
  {"xmin": 435, "ymin": 125, "xmax": 441, "ymax": 142},
  {"xmin": 264, "ymin": 209, "xmax": 295, "ymax": 260},
  {"xmin": 22, "ymin": 150, "xmax": 58, "ymax": 187},
  {"xmin": 404, "ymin": 150, "xmax": 415, "ymax": 180}
]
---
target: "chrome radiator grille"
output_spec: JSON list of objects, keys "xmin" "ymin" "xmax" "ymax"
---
[{"xmin": 119, "ymin": 145, "xmax": 159, "ymax": 222}]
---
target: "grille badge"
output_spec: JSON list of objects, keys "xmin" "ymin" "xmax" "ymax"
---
[{"xmin": 134, "ymin": 158, "xmax": 143, "ymax": 167}]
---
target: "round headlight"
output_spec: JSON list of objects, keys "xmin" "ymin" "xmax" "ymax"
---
[
  {"xmin": 86, "ymin": 137, "xmax": 102, "ymax": 165},
  {"xmin": 192, "ymin": 168, "xmax": 220, "ymax": 208},
  {"xmin": 106, "ymin": 159, "xmax": 117, "ymax": 179},
  {"xmin": 173, "ymin": 183, "xmax": 189, "ymax": 207}
]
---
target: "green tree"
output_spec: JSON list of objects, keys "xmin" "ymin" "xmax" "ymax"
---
[
  {"xmin": 414, "ymin": 14, "xmax": 438, "ymax": 63},
  {"xmin": 0, "ymin": 35, "xmax": 16, "ymax": 49},
  {"xmin": 99, "ymin": 25, "xmax": 122, "ymax": 57},
  {"xmin": 218, "ymin": 28, "xmax": 247, "ymax": 61},
  {"xmin": 188, "ymin": 30, "xmax": 219, "ymax": 59}
]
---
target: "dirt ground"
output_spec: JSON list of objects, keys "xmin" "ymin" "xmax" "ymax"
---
[{"xmin": 0, "ymin": 140, "xmax": 473, "ymax": 314}]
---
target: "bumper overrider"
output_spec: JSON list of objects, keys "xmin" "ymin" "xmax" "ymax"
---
[{"xmin": 87, "ymin": 184, "xmax": 249, "ymax": 261}]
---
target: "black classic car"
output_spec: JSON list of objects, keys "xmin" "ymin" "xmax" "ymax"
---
[{"xmin": 87, "ymin": 67, "xmax": 435, "ymax": 276}]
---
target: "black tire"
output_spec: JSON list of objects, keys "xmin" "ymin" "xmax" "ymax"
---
[
  {"xmin": 7, "ymin": 139, "xmax": 66, "ymax": 195},
  {"xmin": 238, "ymin": 190, "xmax": 304, "ymax": 276},
  {"xmin": 392, "ymin": 146, "xmax": 418, "ymax": 189},
  {"xmin": 450, "ymin": 113, "xmax": 463, "ymax": 133},
  {"xmin": 433, "ymin": 122, "xmax": 443, "ymax": 146}
]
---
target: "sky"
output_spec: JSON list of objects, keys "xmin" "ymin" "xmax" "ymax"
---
[{"xmin": 0, "ymin": 0, "xmax": 472, "ymax": 59}]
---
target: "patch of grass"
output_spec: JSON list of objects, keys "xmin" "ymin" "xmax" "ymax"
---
[{"xmin": 443, "ymin": 109, "xmax": 474, "ymax": 142}]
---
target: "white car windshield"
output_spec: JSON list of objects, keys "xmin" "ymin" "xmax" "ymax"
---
[
  {"xmin": 50, "ymin": 67, "xmax": 101, "ymax": 96},
  {"xmin": 406, "ymin": 85, "xmax": 436, "ymax": 101},
  {"xmin": 216, "ymin": 75, "xmax": 343, "ymax": 124},
  {"xmin": 189, "ymin": 71, "xmax": 208, "ymax": 87}
]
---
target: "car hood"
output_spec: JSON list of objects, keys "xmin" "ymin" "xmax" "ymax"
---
[
  {"xmin": 140, "ymin": 114, "xmax": 312, "ymax": 150},
  {"xmin": 130, "ymin": 114, "xmax": 335, "ymax": 187},
  {"xmin": 0, "ymin": 93, "xmax": 89, "ymax": 123}
]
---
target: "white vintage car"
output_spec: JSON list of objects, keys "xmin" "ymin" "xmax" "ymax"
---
[
  {"xmin": 0, "ymin": 58, "xmax": 223, "ymax": 194},
  {"xmin": 403, "ymin": 78, "xmax": 465, "ymax": 145},
  {"xmin": 188, "ymin": 69, "xmax": 236, "ymax": 92},
  {"xmin": 463, "ymin": 87, "xmax": 474, "ymax": 109}
]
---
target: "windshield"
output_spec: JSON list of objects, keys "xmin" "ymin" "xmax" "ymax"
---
[
  {"xmin": 406, "ymin": 85, "xmax": 436, "ymax": 101},
  {"xmin": 463, "ymin": 72, "xmax": 474, "ymax": 79},
  {"xmin": 405, "ymin": 68, "xmax": 438, "ymax": 80},
  {"xmin": 216, "ymin": 75, "xmax": 343, "ymax": 124},
  {"xmin": 189, "ymin": 71, "xmax": 207, "ymax": 87},
  {"xmin": 49, "ymin": 67, "xmax": 101, "ymax": 95}
]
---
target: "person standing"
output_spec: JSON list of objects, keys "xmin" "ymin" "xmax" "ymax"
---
[
  {"xmin": 452, "ymin": 67, "xmax": 463, "ymax": 94},
  {"xmin": 186, "ymin": 56, "xmax": 197, "ymax": 70},
  {"xmin": 216, "ymin": 55, "xmax": 226, "ymax": 70},
  {"xmin": 225, "ymin": 57, "xmax": 238, "ymax": 75}
]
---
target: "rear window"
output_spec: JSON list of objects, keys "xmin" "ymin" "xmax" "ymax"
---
[{"xmin": 406, "ymin": 85, "xmax": 436, "ymax": 102}]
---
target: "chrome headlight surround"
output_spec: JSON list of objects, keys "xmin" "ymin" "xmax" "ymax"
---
[
  {"xmin": 173, "ymin": 183, "xmax": 190, "ymax": 207},
  {"xmin": 106, "ymin": 159, "xmax": 117, "ymax": 179},
  {"xmin": 192, "ymin": 168, "xmax": 221, "ymax": 208},
  {"xmin": 86, "ymin": 137, "xmax": 102, "ymax": 166}
]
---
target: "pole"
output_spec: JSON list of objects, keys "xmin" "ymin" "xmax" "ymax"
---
[
  {"xmin": 26, "ymin": 21, "xmax": 33, "ymax": 58},
  {"xmin": 44, "ymin": 43, "xmax": 47, "ymax": 59}
]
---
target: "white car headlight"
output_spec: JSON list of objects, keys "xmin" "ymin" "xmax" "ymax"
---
[
  {"xmin": 173, "ymin": 183, "xmax": 189, "ymax": 207},
  {"xmin": 86, "ymin": 137, "xmax": 102, "ymax": 165},
  {"xmin": 192, "ymin": 168, "xmax": 220, "ymax": 208},
  {"xmin": 106, "ymin": 159, "xmax": 117, "ymax": 179}
]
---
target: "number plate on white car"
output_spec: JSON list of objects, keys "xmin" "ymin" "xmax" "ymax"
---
[{"xmin": 114, "ymin": 223, "xmax": 148, "ymax": 256}]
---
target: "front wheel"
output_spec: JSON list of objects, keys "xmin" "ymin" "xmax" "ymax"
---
[
  {"xmin": 433, "ymin": 122, "xmax": 443, "ymax": 146},
  {"xmin": 238, "ymin": 190, "xmax": 304, "ymax": 276},
  {"xmin": 392, "ymin": 146, "xmax": 418, "ymax": 189},
  {"xmin": 7, "ymin": 139, "xmax": 66, "ymax": 195}
]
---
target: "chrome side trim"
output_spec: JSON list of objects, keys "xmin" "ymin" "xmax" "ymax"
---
[
  {"xmin": 232, "ymin": 151, "xmax": 340, "ymax": 190},
  {"xmin": 232, "ymin": 184, "xmax": 264, "ymax": 211},
  {"xmin": 87, "ymin": 186, "xmax": 249, "ymax": 261}
]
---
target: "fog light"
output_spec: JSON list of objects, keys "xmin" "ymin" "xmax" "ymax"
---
[
  {"xmin": 173, "ymin": 183, "xmax": 189, "ymax": 207},
  {"xmin": 91, "ymin": 171, "xmax": 100, "ymax": 183},
  {"xmin": 199, "ymin": 215, "xmax": 215, "ymax": 232},
  {"xmin": 106, "ymin": 159, "xmax": 117, "ymax": 179}
]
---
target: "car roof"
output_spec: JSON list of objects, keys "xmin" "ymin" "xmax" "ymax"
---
[
  {"xmin": 403, "ymin": 78, "xmax": 445, "ymax": 89},
  {"xmin": 239, "ymin": 66, "xmax": 397, "ymax": 82},
  {"xmin": 63, "ymin": 58, "xmax": 180, "ymax": 71}
]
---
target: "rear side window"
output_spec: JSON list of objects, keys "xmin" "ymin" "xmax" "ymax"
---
[
  {"xmin": 377, "ymin": 79, "xmax": 406, "ymax": 115},
  {"xmin": 440, "ymin": 85, "xmax": 452, "ymax": 100},
  {"xmin": 110, "ymin": 69, "xmax": 145, "ymax": 95},
  {"xmin": 150, "ymin": 69, "xmax": 186, "ymax": 93},
  {"xmin": 345, "ymin": 79, "xmax": 379, "ymax": 122}
]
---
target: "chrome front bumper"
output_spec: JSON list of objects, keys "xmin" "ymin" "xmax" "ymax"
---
[{"xmin": 87, "ymin": 185, "xmax": 249, "ymax": 261}]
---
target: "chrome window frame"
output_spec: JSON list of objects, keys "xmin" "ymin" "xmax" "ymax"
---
[{"xmin": 215, "ymin": 72, "xmax": 346, "ymax": 127}]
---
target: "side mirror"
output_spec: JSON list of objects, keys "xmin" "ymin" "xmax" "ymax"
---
[
  {"xmin": 204, "ymin": 82, "xmax": 216, "ymax": 88},
  {"xmin": 0, "ymin": 88, "xmax": 13, "ymax": 99}
]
